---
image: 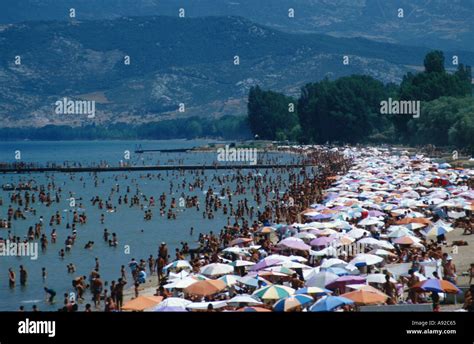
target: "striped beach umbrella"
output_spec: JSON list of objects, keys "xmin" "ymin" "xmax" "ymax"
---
[
  {"xmin": 273, "ymin": 294, "xmax": 314, "ymax": 312},
  {"xmin": 413, "ymin": 279, "xmax": 461, "ymax": 294},
  {"xmin": 252, "ymin": 285, "xmax": 295, "ymax": 300},
  {"xmin": 295, "ymin": 287, "xmax": 332, "ymax": 296},
  {"xmin": 218, "ymin": 274, "xmax": 240, "ymax": 287}
]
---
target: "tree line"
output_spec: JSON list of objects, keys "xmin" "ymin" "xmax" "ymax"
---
[{"xmin": 247, "ymin": 51, "xmax": 473, "ymax": 152}]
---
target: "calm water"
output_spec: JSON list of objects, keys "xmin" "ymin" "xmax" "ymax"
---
[{"xmin": 0, "ymin": 140, "xmax": 300, "ymax": 311}]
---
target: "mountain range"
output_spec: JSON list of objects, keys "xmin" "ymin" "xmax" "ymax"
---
[
  {"xmin": 0, "ymin": 15, "xmax": 473, "ymax": 127},
  {"xmin": 1, "ymin": 0, "xmax": 473, "ymax": 51}
]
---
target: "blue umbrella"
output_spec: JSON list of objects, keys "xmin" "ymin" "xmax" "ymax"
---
[
  {"xmin": 326, "ymin": 267, "xmax": 350, "ymax": 276},
  {"xmin": 309, "ymin": 296, "xmax": 354, "ymax": 312}
]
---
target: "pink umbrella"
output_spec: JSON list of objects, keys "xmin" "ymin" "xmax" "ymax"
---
[
  {"xmin": 250, "ymin": 258, "xmax": 282, "ymax": 271},
  {"xmin": 310, "ymin": 236, "xmax": 335, "ymax": 247},
  {"xmin": 278, "ymin": 238, "xmax": 311, "ymax": 251},
  {"xmin": 325, "ymin": 276, "xmax": 366, "ymax": 293}
]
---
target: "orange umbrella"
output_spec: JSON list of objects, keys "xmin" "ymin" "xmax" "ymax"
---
[
  {"xmin": 395, "ymin": 218, "xmax": 431, "ymax": 225},
  {"xmin": 411, "ymin": 279, "xmax": 461, "ymax": 294},
  {"xmin": 341, "ymin": 290, "xmax": 388, "ymax": 305},
  {"xmin": 121, "ymin": 295, "xmax": 163, "ymax": 311},
  {"xmin": 184, "ymin": 279, "xmax": 226, "ymax": 296}
]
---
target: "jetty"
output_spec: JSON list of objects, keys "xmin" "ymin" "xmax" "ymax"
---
[{"xmin": 0, "ymin": 163, "xmax": 313, "ymax": 174}]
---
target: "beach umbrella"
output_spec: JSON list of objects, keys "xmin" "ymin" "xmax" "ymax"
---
[
  {"xmin": 168, "ymin": 270, "xmax": 189, "ymax": 280},
  {"xmin": 393, "ymin": 235, "xmax": 421, "ymax": 245},
  {"xmin": 347, "ymin": 228, "xmax": 370, "ymax": 239},
  {"xmin": 321, "ymin": 258, "xmax": 347, "ymax": 269},
  {"xmin": 357, "ymin": 237, "xmax": 381, "ymax": 246},
  {"xmin": 257, "ymin": 226, "xmax": 276, "ymax": 234},
  {"xmin": 222, "ymin": 247, "xmax": 250, "ymax": 256},
  {"xmin": 236, "ymin": 307, "xmax": 271, "ymax": 312},
  {"xmin": 295, "ymin": 287, "xmax": 332, "ymax": 296},
  {"xmin": 121, "ymin": 295, "xmax": 163, "ymax": 311},
  {"xmin": 413, "ymin": 279, "xmax": 461, "ymax": 294},
  {"xmin": 341, "ymin": 290, "xmax": 388, "ymax": 305},
  {"xmin": 305, "ymin": 271, "xmax": 339, "ymax": 288},
  {"xmin": 184, "ymin": 279, "xmax": 226, "ymax": 297},
  {"xmin": 326, "ymin": 276, "xmax": 366, "ymax": 290},
  {"xmin": 164, "ymin": 276, "xmax": 205, "ymax": 289},
  {"xmin": 368, "ymin": 249, "xmax": 397, "ymax": 257},
  {"xmin": 153, "ymin": 297, "xmax": 192, "ymax": 312},
  {"xmin": 252, "ymin": 285, "xmax": 295, "ymax": 300},
  {"xmin": 310, "ymin": 236, "xmax": 335, "ymax": 247},
  {"xmin": 358, "ymin": 218, "xmax": 384, "ymax": 227},
  {"xmin": 227, "ymin": 294, "xmax": 263, "ymax": 307},
  {"xmin": 294, "ymin": 232, "xmax": 317, "ymax": 240},
  {"xmin": 229, "ymin": 260, "xmax": 255, "ymax": 268},
  {"xmin": 200, "ymin": 263, "xmax": 234, "ymax": 277},
  {"xmin": 264, "ymin": 266, "xmax": 295, "ymax": 275},
  {"xmin": 250, "ymin": 257, "xmax": 282, "ymax": 271},
  {"xmin": 281, "ymin": 260, "xmax": 311, "ymax": 270},
  {"xmin": 229, "ymin": 237, "xmax": 253, "ymax": 246},
  {"xmin": 422, "ymin": 220, "xmax": 454, "ymax": 237},
  {"xmin": 164, "ymin": 260, "xmax": 192, "ymax": 272},
  {"xmin": 349, "ymin": 254, "xmax": 383, "ymax": 267},
  {"xmin": 346, "ymin": 284, "xmax": 389, "ymax": 295},
  {"xmin": 238, "ymin": 275, "xmax": 271, "ymax": 288},
  {"xmin": 387, "ymin": 227, "xmax": 413, "ymax": 238},
  {"xmin": 278, "ymin": 237, "xmax": 311, "ymax": 251},
  {"xmin": 448, "ymin": 211, "xmax": 466, "ymax": 219},
  {"xmin": 186, "ymin": 301, "xmax": 227, "ymax": 311},
  {"xmin": 326, "ymin": 267, "xmax": 350, "ymax": 276},
  {"xmin": 366, "ymin": 273, "xmax": 396, "ymax": 284},
  {"xmin": 273, "ymin": 294, "xmax": 314, "ymax": 312},
  {"xmin": 373, "ymin": 240, "xmax": 395, "ymax": 250},
  {"xmin": 309, "ymin": 296, "xmax": 354, "ymax": 312},
  {"xmin": 288, "ymin": 255, "xmax": 308, "ymax": 263},
  {"xmin": 218, "ymin": 274, "xmax": 241, "ymax": 287}
]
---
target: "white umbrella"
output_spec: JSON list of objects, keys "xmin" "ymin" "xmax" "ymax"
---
[
  {"xmin": 164, "ymin": 276, "xmax": 203, "ymax": 289},
  {"xmin": 153, "ymin": 297, "xmax": 192, "ymax": 312},
  {"xmin": 200, "ymin": 263, "xmax": 234, "ymax": 276},
  {"xmin": 305, "ymin": 271, "xmax": 339, "ymax": 288},
  {"xmin": 357, "ymin": 237, "xmax": 381, "ymax": 246},
  {"xmin": 227, "ymin": 294, "xmax": 263, "ymax": 307},
  {"xmin": 347, "ymin": 228, "xmax": 370, "ymax": 239},
  {"xmin": 186, "ymin": 301, "xmax": 227, "ymax": 311},
  {"xmin": 369, "ymin": 249, "xmax": 396, "ymax": 257},
  {"xmin": 349, "ymin": 254, "xmax": 384, "ymax": 267},
  {"xmin": 358, "ymin": 218, "xmax": 384, "ymax": 227},
  {"xmin": 164, "ymin": 260, "xmax": 192, "ymax": 271},
  {"xmin": 230, "ymin": 260, "xmax": 256, "ymax": 267},
  {"xmin": 321, "ymin": 258, "xmax": 347, "ymax": 269},
  {"xmin": 366, "ymin": 273, "xmax": 396, "ymax": 284}
]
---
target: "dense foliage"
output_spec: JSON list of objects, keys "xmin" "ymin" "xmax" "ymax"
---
[{"xmin": 247, "ymin": 51, "xmax": 473, "ymax": 152}]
